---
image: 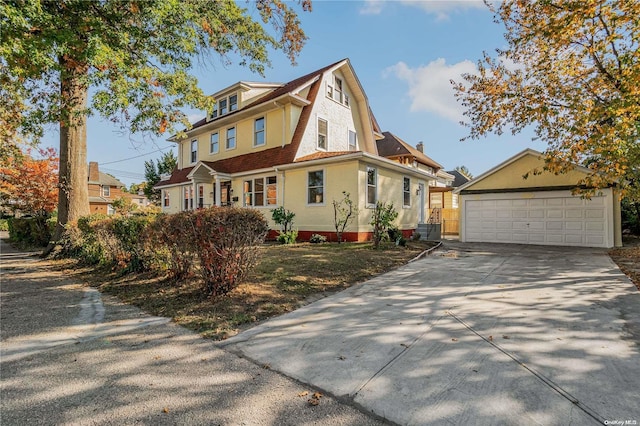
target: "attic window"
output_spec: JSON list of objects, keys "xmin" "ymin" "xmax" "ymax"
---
[{"xmin": 326, "ymin": 76, "xmax": 349, "ymax": 107}]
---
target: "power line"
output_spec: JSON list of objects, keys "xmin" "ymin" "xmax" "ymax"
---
[
  {"xmin": 100, "ymin": 146, "xmax": 173, "ymax": 165},
  {"xmin": 101, "ymin": 168, "xmax": 146, "ymax": 180}
]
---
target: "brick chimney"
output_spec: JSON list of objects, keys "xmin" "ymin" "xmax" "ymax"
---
[
  {"xmin": 89, "ymin": 162, "xmax": 100, "ymax": 182},
  {"xmin": 416, "ymin": 141, "xmax": 424, "ymax": 153}
]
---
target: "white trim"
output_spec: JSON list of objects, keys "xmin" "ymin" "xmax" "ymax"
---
[
  {"xmin": 366, "ymin": 165, "xmax": 377, "ymax": 208},
  {"xmin": 402, "ymin": 176, "xmax": 411, "ymax": 208},
  {"xmin": 209, "ymin": 132, "xmax": 219, "ymax": 154},
  {"xmin": 307, "ymin": 168, "xmax": 326, "ymax": 206},
  {"xmin": 317, "ymin": 117, "xmax": 328, "ymax": 151},
  {"xmin": 253, "ymin": 116, "xmax": 266, "ymax": 147},
  {"xmin": 225, "ymin": 126, "xmax": 236, "ymax": 151}
]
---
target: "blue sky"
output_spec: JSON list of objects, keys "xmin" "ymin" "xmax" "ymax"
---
[{"xmin": 43, "ymin": 0, "xmax": 546, "ymax": 186}]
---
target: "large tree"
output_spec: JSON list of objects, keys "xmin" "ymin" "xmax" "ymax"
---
[
  {"xmin": 453, "ymin": 1, "xmax": 640, "ymax": 199},
  {"xmin": 1, "ymin": 0, "xmax": 310, "ymax": 240}
]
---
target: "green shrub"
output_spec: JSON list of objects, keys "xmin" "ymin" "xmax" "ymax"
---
[
  {"xmin": 7, "ymin": 216, "xmax": 51, "ymax": 247},
  {"xmin": 309, "ymin": 233, "xmax": 327, "ymax": 243},
  {"xmin": 370, "ymin": 201, "xmax": 399, "ymax": 249},
  {"xmin": 0, "ymin": 218, "xmax": 8, "ymax": 232},
  {"xmin": 271, "ymin": 206, "xmax": 295, "ymax": 233},
  {"xmin": 277, "ymin": 229, "xmax": 298, "ymax": 244},
  {"xmin": 191, "ymin": 207, "xmax": 268, "ymax": 297},
  {"xmin": 94, "ymin": 214, "xmax": 156, "ymax": 272}
]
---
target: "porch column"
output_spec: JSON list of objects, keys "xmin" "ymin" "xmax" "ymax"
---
[
  {"xmin": 192, "ymin": 180, "xmax": 197, "ymax": 210},
  {"xmin": 215, "ymin": 178, "xmax": 222, "ymax": 207}
]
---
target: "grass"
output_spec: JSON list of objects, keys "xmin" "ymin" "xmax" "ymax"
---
[{"xmin": 86, "ymin": 240, "xmax": 437, "ymax": 340}]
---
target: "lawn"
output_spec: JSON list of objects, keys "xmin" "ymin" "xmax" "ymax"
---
[{"xmin": 89, "ymin": 241, "xmax": 438, "ymax": 339}]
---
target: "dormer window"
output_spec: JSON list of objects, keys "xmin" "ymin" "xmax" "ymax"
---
[{"xmin": 210, "ymin": 93, "xmax": 238, "ymax": 119}]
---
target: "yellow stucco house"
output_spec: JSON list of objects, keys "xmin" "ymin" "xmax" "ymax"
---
[
  {"xmin": 155, "ymin": 59, "xmax": 443, "ymax": 241},
  {"xmin": 455, "ymin": 149, "xmax": 622, "ymax": 248}
]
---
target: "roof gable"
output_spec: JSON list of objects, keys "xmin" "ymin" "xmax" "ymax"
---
[
  {"xmin": 456, "ymin": 149, "xmax": 592, "ymax": 193},
  {"xmin": 376, "ymin": 132, "xmax": 442, "ymax": 170}
]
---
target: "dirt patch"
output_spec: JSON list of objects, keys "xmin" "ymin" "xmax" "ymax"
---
[{"xmin": 609, "ymin": 237, "xmax": 640, "ymax": 291}]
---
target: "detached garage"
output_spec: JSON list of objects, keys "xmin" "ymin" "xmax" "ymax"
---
[{"xmin": 456, "ymin": 149, "xmax": 622, "ymax": 248}]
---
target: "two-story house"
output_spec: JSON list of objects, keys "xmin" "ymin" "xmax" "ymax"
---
[
  {"xmin": 156, "ymin": 58, "xmax": 444, "ymax": 241},
  {"xmin": 88, "ymin": 162, "xmax": 127, "ymax": 215}
]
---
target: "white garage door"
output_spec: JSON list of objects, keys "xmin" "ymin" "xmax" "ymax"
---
[{"xmin": 463, "ymin": 191, "xmax": 612, "ymax": 248}]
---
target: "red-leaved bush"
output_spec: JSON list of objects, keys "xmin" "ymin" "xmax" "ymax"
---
[{"xmin": 189, "ymin": 207, "xmax": 268, "ymax": 297}]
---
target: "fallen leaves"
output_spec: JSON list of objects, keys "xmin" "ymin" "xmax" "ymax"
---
[{"xmin": 308, "ymin": 392, "xmax": 323, "ymax": 406}]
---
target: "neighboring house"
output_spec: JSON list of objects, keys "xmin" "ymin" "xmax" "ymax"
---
[
  {"xmin": 125, "ymin": 190, "xmax": 153, "ymax": 209},
  {"xmin": 88, "ymin": 162, "xmax": 126, "ymax": 215},
  {"xmin": 455, "ymin": 148, "xmax": 622, "ymax": 248},
  {"xmin": 426, "ymin": 169, "xmax": 471, "ymax": 236},
  {"xmin": 155, "ymin": 58, "xmax": 444, "ymax": 241}
]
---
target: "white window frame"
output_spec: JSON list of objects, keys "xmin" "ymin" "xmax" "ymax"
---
[
  {"xmin": 102, "ymin": 185, "xmax": 110, "ymax": 197},
  {"xmin": 307, "ymin": 169, "xmax": 325, "ymax": 205},
  {"xmin": 183, "ymin": 186, "xmax": 194, "ymax": 211},
  {"xmin": 403, "ymin": 177, "xmax": 411, "ymax": 208},
  {"xmin": 334, "ymin": 77, "xmax": 343, "ymax": 103},
  {"xmin": 163, "ymin": 190, "xmax": 170, "ymax": 208},
  {"xmin": 243, "ymin": 176, "xmax": 277, "ymax": 207},
  {"xmin": 210, "ymin": 132, "xmax": 219, "ymax": 154},
  {"xmin": 190, "ymin": 139, "xmax": 198, "ymax": 163},
  {"xmin": 366, "ymin": 166, "xmax": 377, "ymax": 207},
  {"xmin": 107, "ymin": 204, "xmax": 115, "ymax": 215},
  {"xmin": 229, "ymin": 94, "xmax": 238, "ymax": 112},
  {"xmin": 226, "ymin": 127, "xmax": 236, "ymax": 150},
  {"xmin": 348, "ymin": 130, "xmax": 357, "ymax": 151},
  {"xmin": 317, "ymin": 118, "xmax": 328, "ymax": 151},
  {"xmin": 197, "ymin": 184, "xmax": 205, "ymax": 209},
  {"xmin": 254, "ymin": 117, "xmax": 265, "ymax": 147}
]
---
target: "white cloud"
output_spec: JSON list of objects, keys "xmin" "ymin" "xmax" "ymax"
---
[
  {"xmin": 386, "ymin": 59, "xmax": 478, "ymax": 122},
  {"xmin": 360, "ymin": 0, "xmax": 487, "ymax": 20}
]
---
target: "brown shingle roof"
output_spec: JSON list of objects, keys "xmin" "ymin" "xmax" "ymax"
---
[
  {"xmin": 376, "ymin": 132, "xmax": 442, "ymax": 170},
  {"xmin": 153, "ymin": 166, "xmax": 193, "ymax": 188},
  {"xmin": 187, "ymin": 59, "xmax": 346, "ymax": 134},
  {"xmin": 156, "ymin": 68, "xmax": 325, "ymax": 187}
]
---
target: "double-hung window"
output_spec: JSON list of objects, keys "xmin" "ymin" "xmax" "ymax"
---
[
  {"xmin": 254, "ymin": 117, "xmax": 265, "ymax": 147},
  {"xmin": 229, "ymin": 94, "xmax": 238, "ymax": 112},
  {"xmin": 317, "ymin": 118, "xmax": 327, "ymax": 150},
  {"xmin": 226, "ymin": 127, "xmax": 236, "ymax": 150},
  {"xmin": 366, "ymin": 166, "xmax": 377, "ymax": 207},
  {"xmin": 183, "ymin": 186, "xmax": 193, "ymax": 211},
  {"xmin": 334, "ymin": 77, "xmax": 343, "ymax": 103},
  {"xmin": 403, "ymin": 177, "xmax": 411, "ymax": 207},
  {"xmin": 219, "ymin": 98, "xmax": 228, "ymax": 115},
  {"xmin": 190, "ymin": 140, "xmax": 197, "ymax": 163},
  {"xmin": 163, "ymin": 191, "xmax": 170, "ymax": 207},
  {"xmin": 210, "ymin": 132, "xmax": 219, "ymax": 154},
  {"xmin": 308, "ymin": 170, "xmax": 324, "ymax": 204},
  {"xmin": 243, "ymin": 176, "xmax": 277, "ymax": 207},
  {"xmin": 348, "ymin": 130, "xmax": 357, "ymax": 151},
  {"xmin": 102, "ymin": 185, "xmax": 110, "ymax": 197}
]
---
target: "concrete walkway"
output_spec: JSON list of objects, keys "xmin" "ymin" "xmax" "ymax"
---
[
  {"xmin": 222, "ymin": 242, "xmax": 640, "ymax": 425},
  {"xmin": 0, "ymin": 236, "xmax": 385, "ymax": 425}
]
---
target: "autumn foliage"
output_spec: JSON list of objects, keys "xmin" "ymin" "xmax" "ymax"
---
[
  {"xmin": 0, "ymin": 147, "xmax": 58, "ymax": 216},
  {"xmin": 454, "ymin": 1, "xmax": 640, "ymax": 198}
]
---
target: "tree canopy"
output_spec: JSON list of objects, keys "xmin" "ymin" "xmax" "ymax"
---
[
  {"xmin": 1, "ymin": 0, "xmax": 311, "ymax": 239},
  {"xmin": 453, "ymin": 0, "xmax": 639, "ymax": 199},
  {"xmin": 0, "ymin": 146, "xmax": 59, "ymax": 216},
  {"xmin": 144, "ymin": 150, "xmax": 177, "ymax": 203}
]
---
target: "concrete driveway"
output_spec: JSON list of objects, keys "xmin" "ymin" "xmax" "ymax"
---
[{"xmin": 222, "ymin": 242, "xmax": 640, "ymax": 425}]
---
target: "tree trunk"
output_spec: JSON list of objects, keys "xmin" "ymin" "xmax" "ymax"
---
[{"xmin": 52, "ymin": 64, "xmax": 90, "ymax": 242}]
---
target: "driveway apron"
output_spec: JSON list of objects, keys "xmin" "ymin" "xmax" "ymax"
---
[{"xmin": 221, "ymin": 242, "xmax": 640, "ymax": 425}]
